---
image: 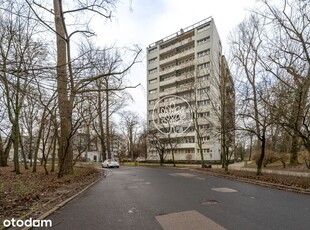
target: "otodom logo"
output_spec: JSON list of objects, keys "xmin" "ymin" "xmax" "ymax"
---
[
  {"xmin": 152, "ymin": 95, "xmax": 192, "ymax": 135},
  {"xmin": 3, "ymin": 218, "xmax": 52, "ymax": 228}
]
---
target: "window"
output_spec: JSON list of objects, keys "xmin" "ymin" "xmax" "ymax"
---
[
  {"xmin": 148, "ymin": 57, "xmax": 157, "ymax": 64},
  {"xmin": 149, "ymin": 46, "xmax": 157, "ymax": 53},
  {"xmin": 185, "ymin": 149, "xmax": 193, "ymax": 154},
  {"xmin": 201, "ymin": 136, "xmax": 210, "ymax": 142},
  {"xmin": 185, "ymin": 136, "xmax": 195, "ymax": 143},
  {"xmin": 198, "ymin": 99, "xmax": 210, "ymax": 106},
  {"xmin": 149, "ymin": 78, "xmax": 157, "ymax": 84},
  {"xmin": 148, "ymin": 68, "xmax": 157, "ymax": 74},
  {"xmin": 160, "ymin": 73, "xmax": 175, "ymax": 82},
  {"xmin": 197, "ymin": 62, "xmax": 210, "ymax": 70},
  {"xmin": 162, "ymin": 97, "xmax": 174, "ymax": 103},
  {"xmin": 198, "ymin": 112, "xmax": 210, "ymax": 118},
  {"xmin": 197, "ymin": 49, "xmax": 210, "ymax": 58},
  {"xmin": 161, "ymin": 52, "xmax": 176, "ymax": 60},
  {"xmin": 197, "ymin": 36, "xmax": 210, "ymax": 45},
  {"xmin": 203, "ymin": 148, "xmax": 211, "ymax": 153},
  {"xmin": 187, "ymin": 126, "xmax": 195, "ymax": 132},
  {"xmin": 149, "ymin": 89, "xmax": 157, "ymax": 95},
  {"xmin": 149, "ymin": 119, "xmax": 158, "ymax": 124},
  {"xmin": 162, "ymin": 64, "xmax": 176, "ymax": 71},
  {"xmin": 149, "ymin": 100, "xmax": 156, "ymax": 105},
  {"xmin": 197, "ymin": 74, "xmax": 209, "ymax": 82},
  {"xmin": 199, "ymin": 123, "xmax": 211, "ymax": 129},
  {"xmin": 197, "ymin": 23, "xmax": 210, "ymax": 33},
  {"xmin": 162, "ymin": 86, "xmax": 176, "ymax": 92},
  {"xmin": 198, "ymin": 87, "xmax": 210, "ymax": 94}
]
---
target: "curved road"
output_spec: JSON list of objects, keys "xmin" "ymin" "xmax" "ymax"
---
[{"xmin": 47, "ymin": 166, "xmax": 310, "ymax": 230}]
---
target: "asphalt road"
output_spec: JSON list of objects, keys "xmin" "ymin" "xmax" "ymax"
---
[{"xmin": 47, "ymin": 166, "xmax": 310, "ymax": 230}]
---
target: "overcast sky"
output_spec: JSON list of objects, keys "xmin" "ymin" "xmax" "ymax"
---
[{"xmin": 95, "ymin": 0, "xmax": 256, "ymax": 119}]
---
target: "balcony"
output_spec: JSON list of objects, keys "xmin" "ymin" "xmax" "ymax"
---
[
  {"xmin": 177, "ymin": 143, "xmax": 196, "ymax": 149},
  {"xmin": 160, "ymin": 66, "xmax": 177, "ymax": 75},
  {"xmin": 176, "ymin": 83, "xmax": 194, "ymax": 94},
  {"xmin": 177, "ymin": 48, "xmax": 194, "ymax": 59},
  {"xmin": 160, "ymin": 37, "xmax": 194, "ymax": 54},
  {"xmin": 159, "ymin": 55, "xmax": 177, "ymax": 66},
  {"xmin": 159, "ymin": 48, "xmax": 194, "ymax": 66},
  {"xmin": 159, "ymin": 77, "xmax": 177, "ymax": 87},
  {"xmin": 159, "ymin": 73, "xmax": 194, "ymax": 87},
  {"xmin": 160, "ymin": 61, "xmax": 194, "ymax": 76},
  {"xmin": 159, "ymin": 88, "xmax": 177, "ymax": 97}
]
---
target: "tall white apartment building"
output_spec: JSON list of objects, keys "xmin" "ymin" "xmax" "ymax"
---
[{"xmin": 147, "ymin": 17, "xmax": 234, "ymax": 163}]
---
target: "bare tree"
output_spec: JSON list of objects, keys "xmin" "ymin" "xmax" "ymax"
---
[
  {"xmin": 254, "ymin": 0, "xmax": 310, "ymax": 164},
  {"xmin": 32, "ymin": 87, "xmax": 57, "ymax": 173},
  {"xmin": 24, "ymin": 0, "xmax": 141, "ymax": 177},
  {"xmin": 0, "ymin": 1, "xmax": 45, "ymax": 173},
  {"xmin": 21, "ymin": 88, "xmax": 39, "ymax": 167},
  {"xmin": 75, "ymin": 41, "xmax": 135, "ymax": 161},
  {"xmin": 120, "ymin": 111, "xmax": 140, "ymax": 160},
  {"xmin": 180, "ymin": 52, "xmax": 235, "ymax": 169},
  {"xmin": 0, "ymin": 94, "xmax": 12, "ymax": 166},
  {"xmin": 147, "ymin": 128, "xmax": 168, "ymax": 166},
  {"xmin": 72, "ymin": 93, "xmax": 98, "ymax": 164},
  {"xmin": 229, "ymin": 15, "xmax": 273, "ymax": 175},
  {"xmin": 136, "ymin": 121, "xmax": 148, "ymax": 159},
  {"xmin": 219, "ymin": 56, "xmax": 236, "ymax": 171}
]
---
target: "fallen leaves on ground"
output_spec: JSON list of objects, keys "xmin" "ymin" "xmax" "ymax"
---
[
  {"xmin": 0, "ymin": 164, "xmax": 104, "ymax": 222},
  {"xmin": 200, "ymin": 168, "xmax": 310, "ymax": 190}
]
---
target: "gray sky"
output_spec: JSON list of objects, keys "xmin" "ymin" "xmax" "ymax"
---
[{"xmin": 95, "ymin": 0, "xmax": 256, "ymax": 118}]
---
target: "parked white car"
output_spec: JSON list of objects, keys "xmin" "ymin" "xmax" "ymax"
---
[{"xmin": 102, "ymin": 159, "xmax": 120, "ymax": 168}]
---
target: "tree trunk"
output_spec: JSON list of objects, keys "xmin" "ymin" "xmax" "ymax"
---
[
  {"xmin": 194, "ymin": 113, "xmax": 204, "ymax": 168},
  {"xmin": 167, "ymin": 133, "xmax": 175, "ymax": 167},
  {"xmin": 51, "ymin": 133, "xmax": 57, "ymax": 172},
  {"xmin": 98, "ymin": 89, "xmax": 106, "ymax": 161},
  {"xmin": 54, "ymin": 0, "xmax": 73, "ymax": 177},
  {"xmin": 33, "ymin": 107, "xmax": 48, "ymax": 173},
  {"xmin": 248, "ymin": 135, "xmax": 253, "ymax": 161},
  {"xmin": 28, "ymin": 130, "xmax": 33, "ymax": 167},
  {"xmin": 290, "ymin": 132, "xmax": 299, "ymax": 164},
  {"xmin": 19, "ymin": 128, "xmax": 28, "ymax": 170},
  {"xmin": 159, "ymin": 150, "xmax": 164, "ymax": 166},
  {"xmin": 129, "ymin": 127, "xmax": 134, "ymax": 160},
  {"xmin": 12, "ymin": 121, "xmax": 21, "ymax": 174},
  {"xmin": 256, "ymin": 135, "xmax": 266, "ymax": 175},
  {"xmin": 106, "ymin": 81, "xmax": 112, "ymax": 159},
  {"xmin": 0, "ymin": 135, "xmax": 8, "ymax": 167},
  {"xmin": 171, "ymin": 149, "xmax": 175, "ymax": 167},
  {"xmin": 220, "ymin": 55, "xmax": 226, "ymax": 170},
  {"xmin": 1, "ymin": 134, "xmax": 13, "ymax": 167}
]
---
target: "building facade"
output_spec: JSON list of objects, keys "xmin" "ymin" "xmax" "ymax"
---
[{"xmin": 147, "ymin": 17, "xmax": 234, "ymax": 162}]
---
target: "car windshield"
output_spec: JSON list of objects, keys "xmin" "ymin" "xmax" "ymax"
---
[{"xmin": 106, "ymin": 160, "xmax": 117, "ymax": 163}]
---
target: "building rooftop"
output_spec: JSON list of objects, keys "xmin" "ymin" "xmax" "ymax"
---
[{"xmin": 148, "ymin": 16, "xmax": 213, "ymax": 48}]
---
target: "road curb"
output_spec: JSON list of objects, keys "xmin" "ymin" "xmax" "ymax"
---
[{"xmin": 18, "ymin": 171, "xmax": 106, "ymax": 230}]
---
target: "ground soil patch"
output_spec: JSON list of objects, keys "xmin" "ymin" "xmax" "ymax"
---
[{"xmin": 0, "ymin": 164, "xmax": 104, "ymax": 227}]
